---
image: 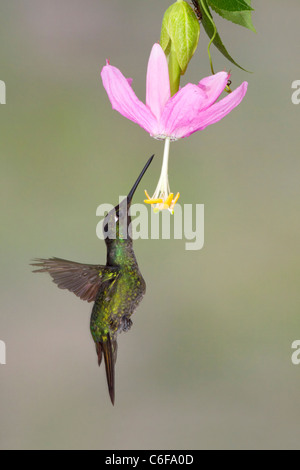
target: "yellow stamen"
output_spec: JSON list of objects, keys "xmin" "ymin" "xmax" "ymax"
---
[
  {"xmin": 173, "ymin": 192, "xmax": 180, "ymax": 205},
  {"xmin": 169, "ymin": 193, "xmax": 180, "ymax": 214},
  {"xmin": 164, "ymin": 193, "xmax": 174, "ymax": 208},
  {"xmin": 144, "ymin": 189, "xmax": 151, "ymax": 201},
  {"xmin": 144, "ymin": 198, "xmax": 164, "ymax": 205},
  {"xmin": 144, "ymin": 189, "xmax": 180, "ymax": 213}
]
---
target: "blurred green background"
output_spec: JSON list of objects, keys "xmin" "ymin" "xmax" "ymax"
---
[{"xmin": 0, "ymin": 0, "xmax": 300, "ymax": 450}]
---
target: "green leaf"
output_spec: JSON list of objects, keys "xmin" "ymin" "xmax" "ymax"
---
[
  {"xmin": 200, "ymin": 0, "xmax": 250, "ymax": 71},
  {"xmin": 208, "ymin": 0, "xmax": 253, "ymax": 11},
  {"xmin": 210, "ymin": 0, "xmax": 256, "ymax": 32}
]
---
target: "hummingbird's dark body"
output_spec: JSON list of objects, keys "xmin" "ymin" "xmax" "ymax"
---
[
  {"xmin": 32, "ymin": 156, "xmax": 154, "ymax": 405},
  {"xmin": 90, "ymin": 240, "xmax": 146, "ymax": 402}
]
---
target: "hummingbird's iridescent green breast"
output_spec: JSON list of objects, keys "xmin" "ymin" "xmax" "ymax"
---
[{"xmin": 90, "ymin": 248, "xmax": 146, "ymax": 343}]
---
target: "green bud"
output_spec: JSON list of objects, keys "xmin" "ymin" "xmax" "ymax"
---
[
  {"xmin": 160, "ymin": 0, "xmax": 200, "ymax": 94},
  {"xmin": 168, "ymin": 44, "xmax": 182, "ymax": 97}
]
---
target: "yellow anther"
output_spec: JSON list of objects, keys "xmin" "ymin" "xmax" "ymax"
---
[
  {"xmin": 173, "ymin": 192, "xmax": 180, "ymax": 205},
  {"xmin": 169, "ymin": 192, "xmax": 180, "ymax": 214},
  {"xmin": 144, "ymin": 198, "xmax": 164, "ymax": 205},
  {"xmin": 144, "ymin": 189, "xmax": 151, "ymax": 200},
  {"xmin": 164, "ymin": 193, "xmax": 174, "ymax": 208},
  {"xmin": 144, "ymin": 190, "xmax": 179, "ymax": 213}
]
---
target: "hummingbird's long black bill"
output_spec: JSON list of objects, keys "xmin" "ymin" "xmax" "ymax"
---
[{"xmin": 127, "ymin": 155, "xmax": 154, "ymax": 205}]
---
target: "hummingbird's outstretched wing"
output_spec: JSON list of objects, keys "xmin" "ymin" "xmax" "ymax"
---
[{"xmin": 31, "ymin": 258, "xmax": 119, "ymax": 302}]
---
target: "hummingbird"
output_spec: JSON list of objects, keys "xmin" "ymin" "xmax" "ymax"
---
[{"xmin": 32, "ymin": 155, "xmax": 154, "ymax": 405}]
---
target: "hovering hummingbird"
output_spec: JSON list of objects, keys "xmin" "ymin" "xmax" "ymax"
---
[{"xmin": 32, "ymin": 155, "xmax": 154, "ymax": 405}]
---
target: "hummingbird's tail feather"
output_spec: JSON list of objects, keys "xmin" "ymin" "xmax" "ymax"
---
[
  {"xmin": 97, "ymin": 335, "xmax": 118, "ymax": 405},
  {"xmin": 96, "ymin": 342, "xmax": 102, "ymax": 366}
]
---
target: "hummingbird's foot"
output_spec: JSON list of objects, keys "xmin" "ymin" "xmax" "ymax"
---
[{"xmin": 122, "ymin": 317, "xmax": 133, "ymax": 332}]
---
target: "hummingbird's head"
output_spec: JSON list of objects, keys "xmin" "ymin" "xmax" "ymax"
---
[{"xmin": 103, "ymin": 155, "xmax": 154, "ymax": 245}]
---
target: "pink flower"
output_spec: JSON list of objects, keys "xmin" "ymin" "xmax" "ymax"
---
[
  {"xmin": 101, "ymin": 43, "xmax": 248, "ymax": 142},
  {"xmin": 101, "ymin": 43, "xmax": 248, "ymax": 212}
]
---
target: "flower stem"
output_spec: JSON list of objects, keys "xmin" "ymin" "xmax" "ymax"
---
[{"xmin": 199, "ymin": 0, "xmax": 216, "ymax": 75}]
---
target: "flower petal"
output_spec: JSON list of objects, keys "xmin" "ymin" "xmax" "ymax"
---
[
  {"xmin": 197, "ymin": 71, "xmax": 230, "ymax": 110},
  {"xmin": 101, "ymin": 63, "xmax": 157, "ymax": 134},
  {"xmin": 146, "ymin": 44, "xmax": 171, "ymax": 121},
  {"xmin": 159, "ymin": 83, "xmax": 207, "ymax": 138},
  {"xmin": 159, "ymin": 73, "xmax": 229, "ymax": 138},
  {"xmin": 160, "ymin": 82, "xmax": 248, "ymax": 139},
  {"xmin": 186, "ymin": 81, "xmax": 248, "ymax": 136}
]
